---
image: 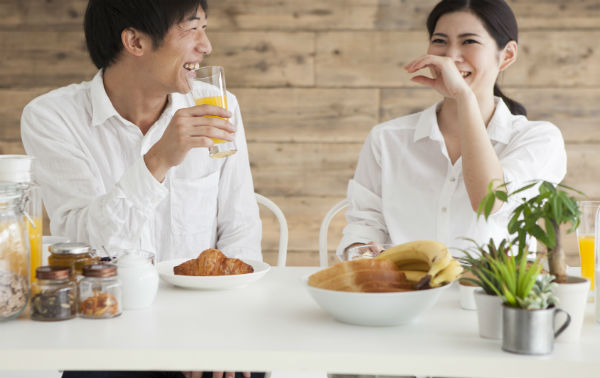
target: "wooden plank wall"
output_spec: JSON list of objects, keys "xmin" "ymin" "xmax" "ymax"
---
[{"xmin": 1, "ymin": 0, "xmax": 599, "ymax": 266}]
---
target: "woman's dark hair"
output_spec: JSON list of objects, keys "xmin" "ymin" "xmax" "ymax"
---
[
  {"xmin": 84, "ymin": 0, "xmax": 208, "ymax": 70},
  {"xmin": 426, "ymin": 0, "xmax": 526, "ymax": 116}
]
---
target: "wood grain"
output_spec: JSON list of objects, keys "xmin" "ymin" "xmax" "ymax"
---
[
  {"xmin": 1, "ymin": 0, "xmax": 598, "ymax": 31},
  {"xmin": 203, "ymin": 32, "xmax": 315, "ymax": 87},
  {"xmin": 316, "ymin": 30, "xmax": 600, "ymax": 87},
  {"xmin": 381, "ymin": 88, "xmax": 600, "ymax": 143},
  {"xmin": 234, "ymin": 87, "xmax": 379, "ymax": 143},
  {"xmin": 249, "ymin": 142, "xmax": 361, "ymax": 197}
]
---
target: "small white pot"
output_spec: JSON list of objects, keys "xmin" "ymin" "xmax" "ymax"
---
[
  {"xmin": 474, "ymin": 289, "xmax": 503, "ymax": 339},
  {"xmin": 459, "ymin": 282, "xmax": 478, "ymax": 310},
  {"xmin": 551, "ymin": 275, "xmax": 590, "ymax": 343}
]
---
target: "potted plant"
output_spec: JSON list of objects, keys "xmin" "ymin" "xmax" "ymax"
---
[
  {"xmin": 459, "ymin": 238, "xmax": 512, "ymax": 339},
  {"xmin": 464, "ymin": 244, "xmax": 571, "ymax": 355},
  {"xmin": 479, "ymin": 180, "xmax": 589, "ymax": 342}
]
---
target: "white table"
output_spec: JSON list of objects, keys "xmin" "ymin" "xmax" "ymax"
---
[{"xmin": 1, "ymin": 267, "xmax": 599, "ymax": 377}]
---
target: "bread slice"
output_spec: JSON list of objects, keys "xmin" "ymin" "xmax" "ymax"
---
[{"xmin": 308, "ymin": 259, "xmax": 414, "ymax": 292}]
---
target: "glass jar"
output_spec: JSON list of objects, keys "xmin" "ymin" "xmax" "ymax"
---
[
  {"xmin": 0, "ymin": 155, "xmax": 42, "ymax": 284},
  {"xmin": 30, "ymin": 266, "xmax": 76, "ymax": 321},
  {"xmin": 79, "ymin": 264, "xmax": 121, "ymax": 319},
  {"xmin": 113, "ymin": 249, "xmax": 158, "ymax": 310},
  {"xmin": 0, "ymin": 184, "xmax": 30, "ymax": 321},
  {"xmin": 48, "ymin": 242, "xmax": 98, "ymax": 279}
]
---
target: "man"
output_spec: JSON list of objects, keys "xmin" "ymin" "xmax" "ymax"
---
[{"xmin": 21, "ymin": 1, "xmax": 262, "ymax": 377}]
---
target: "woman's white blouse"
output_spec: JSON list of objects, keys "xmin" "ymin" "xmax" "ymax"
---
[
  {"xmin": 338, "ymin": 98, "xmax": 567, "ymax": 258},
  {"xmin": 21, "ymin": 71, "xmax": 261, "ymax": 262}
]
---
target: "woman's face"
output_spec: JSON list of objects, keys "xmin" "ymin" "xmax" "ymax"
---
[{"xmin": 427, "ymin": 11, "xmax": 509, "ymax": 98}]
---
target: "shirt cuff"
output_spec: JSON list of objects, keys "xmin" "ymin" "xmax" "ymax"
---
[
  {"xmin": 118, "ymin": 156, "xmax": 168, "ymax": 210},
  {"xmin": 336, "ymin": 224, "xmax": 388, "ymax": 260}
]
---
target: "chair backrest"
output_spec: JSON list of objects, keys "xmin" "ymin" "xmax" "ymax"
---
[
  {"xmin": 255, "ymin": 193, "xmax": 288, "ymax": 267},
  {"xmin": 318, "ymin": 198, "xmax": 350, "ymax": 267}
]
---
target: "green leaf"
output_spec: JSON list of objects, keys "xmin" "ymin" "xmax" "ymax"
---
[
  {"xmin": 483, "ymin": 194, "xmax": 495, "ymax": 219},
  {"xmin": 495, "ymin": 190, "xmax": 508, "ymax": 202},
  {"xmin": 511, "ymin": 182, "xmax": 537, "ymax": 196}
]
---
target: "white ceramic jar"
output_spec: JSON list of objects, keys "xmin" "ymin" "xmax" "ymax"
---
[{"xmin": 115, "ymin": 250, "xmax": 159, "ymax": 310}]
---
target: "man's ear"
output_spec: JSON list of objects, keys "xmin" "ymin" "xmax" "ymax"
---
[
  {"xmin": 499, "ymin": 40, "xmax": 517, "ymax": 72},
  {"xmin": 121, "ymin": 28, "xmax": 151, "ymax": 57}
]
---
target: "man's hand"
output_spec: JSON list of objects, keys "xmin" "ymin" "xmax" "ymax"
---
[{"xmin": 144, "ymin": 104, "xmax": 235, "ymax": 182}]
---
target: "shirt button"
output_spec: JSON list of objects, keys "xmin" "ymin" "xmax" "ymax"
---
[
  {"xmin": 441, "ymin": 207, "xmax": 447, "ymax": 213},
  {"xmin": 449, "ymin": 177, "xmax": 456, "ymax": 182}
]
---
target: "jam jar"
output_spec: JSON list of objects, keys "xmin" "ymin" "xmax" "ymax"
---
[
  {"xmin": 30, "ymin": 266, "xmax": 76, "ymax": 321},
  {"xmin": 0, "ymin": 183, "xmax": 30, "ymax": 321},
  {"xmin": 48, "ymin": 242, "xmax": 97, "ymax": 279},
  {"xmin": 79, "ymin": 264, "xmax": 121, "ymax": 319}
]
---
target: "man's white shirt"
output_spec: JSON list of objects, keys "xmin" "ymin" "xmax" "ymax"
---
[
  {"xmin": 21, "ymin": 70, "xmax": 261, "ymax": 262},
  {"xmin": 338, "ymin": 98, "xmax": 567, "ymax": 258}
]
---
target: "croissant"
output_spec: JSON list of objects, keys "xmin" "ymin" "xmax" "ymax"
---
[
  {"xmin": 308, "ymin": 259, "xmax": 414, "ymax": 293},
  {"xmin": 173, "ymin": 248, "xmax": 254, "ymax": 276}
]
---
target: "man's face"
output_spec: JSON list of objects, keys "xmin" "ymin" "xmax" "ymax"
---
[{"xmin": 146, "ymin": 7, "xmax": 212, "ymax": 95}]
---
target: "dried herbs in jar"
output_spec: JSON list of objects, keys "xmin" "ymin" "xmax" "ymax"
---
[{"xmin": 30, "ymin": 266, "xmax": 76, "ymax": 321}]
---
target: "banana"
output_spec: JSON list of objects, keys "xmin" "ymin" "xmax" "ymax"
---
[
  {"xmin": 430, "ymin": 259, "xmax": 463, "ymax": 287},
  {"xmin": 376, "ymin": 240, "xmax": 451, "ymax": 277},
  {"xmin": 395, "ymin": 261, "xmax": 430, "ymax": 272},
  {"xmin": 399, "ymin": 270, "xmax": 428, "ymax": 283}
]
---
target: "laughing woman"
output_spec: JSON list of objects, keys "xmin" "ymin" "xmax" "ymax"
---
[{"xmin": 337, "ymin": 0, "xmax": 567, "ymax": 261}]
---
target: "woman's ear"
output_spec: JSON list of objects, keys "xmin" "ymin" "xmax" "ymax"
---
[
  {"xmin": 499, "ymin": 40, "xmax": 518, "ymax": 72},
  {"xmin": 121, "ymin": 27, "xmax": 151, "ymax": 57}
]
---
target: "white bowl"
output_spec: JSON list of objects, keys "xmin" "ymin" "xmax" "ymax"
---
[{"xmin": 304, "ymin": 276, "xmax": 450, "ymax": 326}]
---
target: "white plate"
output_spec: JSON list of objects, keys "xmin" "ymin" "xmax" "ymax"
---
[{"xmin": 157, "ymin": 258, "xmax": 270, "ymax": 290}]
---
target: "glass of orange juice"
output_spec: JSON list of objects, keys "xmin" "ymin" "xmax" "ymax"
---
[
  {"xmin": 577, "ymin": 200, "xmax": 600, "ymax": 296},
  {"xmin": 188, "ymin": 66, "xmax": 237, "ymax": 158}
]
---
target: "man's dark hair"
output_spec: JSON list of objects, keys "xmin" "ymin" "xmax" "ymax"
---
[{"xmin": 84, "ymin": 0, "xmax": 208, "ymax": 70}]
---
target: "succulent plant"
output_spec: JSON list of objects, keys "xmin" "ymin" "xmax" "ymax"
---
[{"xmin": 517, "ymin": 274, "xmax": 559, "ymax": 310}]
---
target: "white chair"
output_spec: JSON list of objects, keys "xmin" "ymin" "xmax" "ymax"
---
[
  {"xmin": 318, "ymin": 198, "xmax": 350, "ymax": 267},
  {"xmin": 255, "ymin": 193, "xmax": 288, "ymax": 267}
]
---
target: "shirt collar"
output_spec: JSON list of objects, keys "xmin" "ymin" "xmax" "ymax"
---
[
  {"xmin": 90, "ymin": 69, "xmax": 181, "ymax": 127},
  {"xmin": 90, "ymin": 70, "xmax": 120, "ymax": 127},
  {"xmin": 413, "ymin": 101, "xmax": 444, "ymax": 143},
  {"xmin": 485, "ymin": 97, "xmax": 512, "ymax": 144},
  {"xmin": 413, "ymin": 96, "xmax": 512, "ymax": 144}
]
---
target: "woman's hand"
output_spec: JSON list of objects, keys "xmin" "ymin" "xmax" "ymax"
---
[{"xmin": 404, "ymin": 55, "xmax": 472, "ymax": 99}]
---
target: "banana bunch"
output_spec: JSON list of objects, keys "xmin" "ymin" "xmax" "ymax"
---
[{"xmin": 375, "ymin": 240, "xmax": 463, "ymax": 289}]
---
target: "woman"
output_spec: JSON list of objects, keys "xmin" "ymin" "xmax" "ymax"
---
[{"xmin": 337, "ymin": 0, "xmax": 566, "ymax": 260}]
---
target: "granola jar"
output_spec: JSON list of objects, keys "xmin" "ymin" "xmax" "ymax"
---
[
  {"xmin": 0, "ymin": 183, "xmax": 30, "ymax": 321},
  {"xmin": 30, "ymin": 266, "xmax": 76, "ymax": 321},
  {"xmin": 79, "ymin": 264, "xmax": 121, "ymax": 319},
  {"xmin": 48, "ymin": 242, "xmax": 97, "ymax": 279}
]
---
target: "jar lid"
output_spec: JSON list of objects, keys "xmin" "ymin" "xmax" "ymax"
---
[
  {"xmin": 0, "ymin": 182, "xmax": 22, "ymax": 202},
  {"xmin": 49, "ymin": 242, "xmax": 92, "ymax": 255},
  {"xmin": 36, "ymin": 265, "xmax": 71, "ymax": 280},
  {"xmin": 0, "ymin": 155, "xmax": 34, "ymax": 182},
  {"xmin": 82, "ymin": 264, "xmax": 117, "ymax": 278}
]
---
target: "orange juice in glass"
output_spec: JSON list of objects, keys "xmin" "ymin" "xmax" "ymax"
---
[
  {"xmin": 27, "ymin": 216, "xmax": 43, "ymax": 282},
  {"xmin": 188, "ymin": 66, "xmax": 237, "ymax": 158},
  {"xmin": 577, "ymin": 201, "xmax": 600, "ymax": 296}
]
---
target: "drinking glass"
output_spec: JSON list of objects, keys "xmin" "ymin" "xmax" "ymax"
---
[
  {"xmin": 577, "ymin": 200, "xmax": 600, "ymax": 295},
  {"xmin": 188, "ymin": 66, "xmax": 237, "ymax": 158}
]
